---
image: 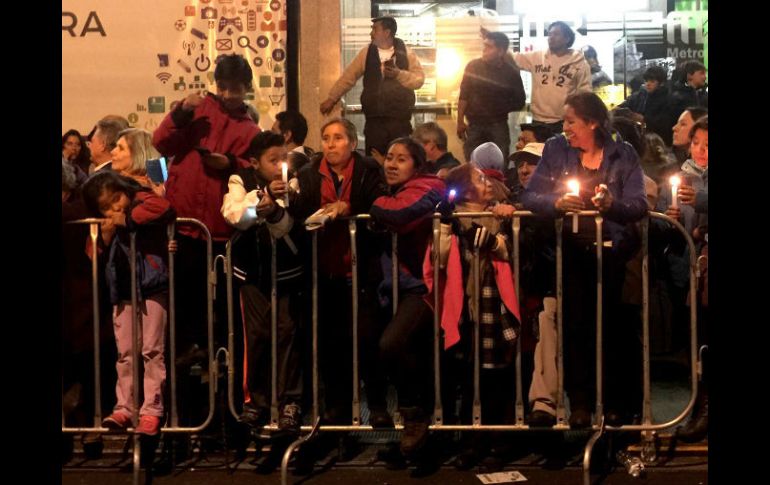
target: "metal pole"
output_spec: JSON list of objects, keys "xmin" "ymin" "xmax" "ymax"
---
[
  {"xmin": 555, "ymin": 218, "xmax": 566, "ymax": 426},
  {"xmin": 512, "ymin": 216, "xmax": 524, "ymax": 425},
  {"xmin": 432, "ymin": 214, "xmax": 443, "ymax": 425},
  {"xmin": 641, "ymin": 217, "xmax": 652, "ymax": 429},
  {"xmin": 225, "ymin": 239, "xmax": 238, "ymax": 420},
  {"xmin": 271, "ymin": 235, "xmax": 279, "ymax": 425},
  {"xmin": 205, "ymin": 223, "xmax": 216, "ymax": 430},
  {"xmin": 349, "ymin": 219, "xmax": 361, "ymax": 426},
  {"xmin": 472, "ymin": 247, "xmax": 481, "ymax": 426},
  {"xmin": 130, "ymin": 232, "xmax": 141, "ymax": 485},
  {"xmin": 90, "ymin": 222, "xmax": 102, "ymax": 427},
  {"xmin": 594, "ymin": 215, "xmax": 604, "ymax": 422},
  {"xmin": 167, "ymin": 222, "xmax": 178, "ymax": 427},
  {"xmin": 312, "ymin": 232, "xmax": 319, "ymax": 423}
]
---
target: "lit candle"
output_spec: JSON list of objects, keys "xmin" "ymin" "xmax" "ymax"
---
[
  {"xmin": 448, "ymin": 189, "xmax": 457, "ymax": 204},
  {"xmin": 281, "ymin": 162, "xmax": 290, "ymax": 207},
  {"xmin": 669, "ymin": 175, "xmax": 680, "ymax": 209},
  {"xmin": 567, "ymin": 179, "xmax": 580, "ymax": 233}
]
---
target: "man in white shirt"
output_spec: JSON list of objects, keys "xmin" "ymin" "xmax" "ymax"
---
[{"xmin": 319, "ymin": 16, "xmax": 424, "ymax": 157}]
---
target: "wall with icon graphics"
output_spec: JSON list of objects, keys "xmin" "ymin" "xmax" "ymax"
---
[{"xmin": 62, "ymin": 0, "xmax": 288, "ymax": 134}]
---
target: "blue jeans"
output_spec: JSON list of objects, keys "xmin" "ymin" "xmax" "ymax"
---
[{"xmin": 463, "ymin": 119, "xmax": 511, "ymax": 161}]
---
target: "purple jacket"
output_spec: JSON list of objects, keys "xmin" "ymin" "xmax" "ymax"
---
[{"xmin": 522, "ymin": 133, "xmax": 647, "ymax": 249}]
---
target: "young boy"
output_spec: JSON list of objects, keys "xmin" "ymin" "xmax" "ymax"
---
[
  {"xmin": 152, "ymin": 55, "xmax": 261, "ymax": 411},
  {"xmin": 221, "ymin": 131, "xmax": 305, "ymax": 434}
]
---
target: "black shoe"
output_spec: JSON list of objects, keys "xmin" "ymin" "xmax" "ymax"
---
[
  {"xmin": 453, "ymin": 448, "xmax": 478, "ymax": 470},
  {"xmin": 82, "ymin": 433, "xmax": 104, "ymax": 460},
  {"xmin": 400, "ymin": 407, "xmax": 430, "ymax": 456},
  {"xmin": 278, "ymin": 403, "xmax": 302, "ymax": 435},
  {"xmin": 676, "ymin": 391, "xmax": 708, "ymax": 443},
  {"xmin": 569, "ymin": 408, "xmax": 592, "ymax": 429},
  {"xmin": 528, "ymin": 410, "xmax": 557, "ymax": 427},
  {"xmin": 377, "ymin": 443, "xmax": 407, "ymax": 470},
  {"xmin": 605, "ymin": 409, "xmax": 627, "ymax": 427},
  {"xmin": 239, "ymin": 403, "xmax": 269, "ymax": 429},
  {"xmin": 369, "ymin": 407, "xmax": 394, "ymax": 428}
]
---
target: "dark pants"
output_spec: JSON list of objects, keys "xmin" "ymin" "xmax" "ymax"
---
[
  {"xmin": 364, "ymin": 117, "xmax": 413, "ymax": 156},
  {"xmin": 171, "ymin": 234, "xmax": 236, "ymax": 425},
  {"xmin": 463, "ymin": 119, "xmax": 511, "ymax": 161},
  {"xmin": 379, "ymin": 293, "xmax": 435, "ymax": 412},
  {"xmin": 562, "ymin": 240, "xmax": 637, "ymax": 415},
  {"xmin": 240, "ymin": 284, "xmax": 303, "ymax": 410},
  {"xmin": 317, "ymin": 277, "xmax": 387, "ymax": 423}
]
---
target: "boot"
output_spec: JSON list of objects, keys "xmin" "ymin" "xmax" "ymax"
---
[
  {"xmin": 676, "ymin": 387, "xmax": 708, "ymax": 443},
  {"xmin": 677, "ymin": 346, "xmax": 708, "ymax": 443},
  {"xmin": 400, "ymin": 407, "xmax": 430, "ymax": 456}
]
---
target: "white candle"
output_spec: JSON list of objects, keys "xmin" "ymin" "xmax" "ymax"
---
[
  {"xmin": 567, "ymin": 179, "xmax": 580, "ymax": 233},
  {"xmin": 669, "ymin": 175, "xmax": 680, "ymax": 209},
  {"xmin": 281, "ymin": 162, "xmax": 290, "ymax": 207},
  {"xmin": 448, "ymin": 189, "xmax": 457, "ymax": 204}
]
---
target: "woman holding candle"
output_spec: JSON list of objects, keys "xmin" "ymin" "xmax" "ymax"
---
[
  {"xmin": 522, "ymin": 91, "xmax": 648, "ymax": 428},
  {"xmin": 658, "ymin": 116, "xmax": 708, "ymax": 443},
  {"xmin": 221, "ymin": 131, "xmax": 306, "ymax": 434}
]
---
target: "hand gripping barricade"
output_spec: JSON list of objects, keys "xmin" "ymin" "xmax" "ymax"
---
[
  {"xmin": 62, "ymin": 217, "xmax": 217, "ymax": 485},
  {"xmin": 64, "ymin": 210, "xmax": 703, "ymax": 485}
]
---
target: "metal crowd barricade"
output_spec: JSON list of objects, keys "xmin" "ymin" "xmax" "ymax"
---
[
  {"xmin": 62, "ymin": 217, "xmax": 217, "ymax": 485},
  {"xmin": 266, "ymin": 210, "xmax": 702, "ymax": 485}
]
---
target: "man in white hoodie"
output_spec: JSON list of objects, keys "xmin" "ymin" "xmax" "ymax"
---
[{"xmin": 513, "ymin": 21, "xmax": 592, "ymax": 134}]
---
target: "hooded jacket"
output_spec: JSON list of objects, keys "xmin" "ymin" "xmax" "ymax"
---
[{"xmin": 513, "ymin": 49, "xmax": 592, "ymax": 123}]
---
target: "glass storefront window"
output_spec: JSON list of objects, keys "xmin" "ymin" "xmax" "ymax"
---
[{"xmin": 339, "ymin": 1, "xmax": 706, "ymax": 157}]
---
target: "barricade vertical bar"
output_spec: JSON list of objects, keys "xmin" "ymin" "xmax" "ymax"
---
[
  {"xmin": 641, "ymin": 217, "xmax": 652, "ymax": 430},
  {"xmin": 555, "ymin": 218, "xmax": 566, "ymax": 425},
  {"xmin": 271, "ymin": 236, "xmax": 279, "ymax": 425},
  {"xmin": 225, "ymin": 239, "xmax": 238, "ymax": 420},
  {"xmin": 432, "ymin": 214, "xmax": 443, "ymax": 424},
  {"xmin": 688, "ymin": 226, "xmax": 700, "ymax": 406},
  {"xmin": 130, "ymin": 232, "xmax": 141, "ymax": 485},
  {"xmin": 167, "ymin": 222, "xmax": 178, "ymax": 427},
  {"xmin": 206, "ymin": 226, "xmax": 216, "ymax": 427},
  {"xmin": 90, "ymin": 222, "xmax": 102, "ymax": 427},
  {"xmin": 472, "ymin": 247, "xmax": 481, "ymax": 425},
  {"xmin": 594, "ymin": 215, "xmax": 604, "ymax": 422},
  {"xmin": 391, "ymin": 231, "xmax": 399, "ymax": 316},
  {"xmin": 312, "ymin": 232, "xmax": 319, "ymax": 423},
  {"xmin": 512, "ymin": 216, "xmax": 524, "ymax": 425},
  {"xmin": 349, "ymin": 219, "xmax": 361, "ymax": 426}
]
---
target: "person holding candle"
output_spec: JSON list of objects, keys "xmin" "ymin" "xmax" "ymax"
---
[
  {"xmin": 657, "ymin": 116, "xmax": 708, "ymax": 442},
  {"xmin": 221, "ymin": 131, "xmax": 306, "ymax": 434},
  {"xmin": 521, "ymin": 91, "xmax": 647, "ymax": 428}
]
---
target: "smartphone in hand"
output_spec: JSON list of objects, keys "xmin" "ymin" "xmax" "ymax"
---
[{"xmin": 146, "ymin": 157, "xmax": 168, "ymax": 184}]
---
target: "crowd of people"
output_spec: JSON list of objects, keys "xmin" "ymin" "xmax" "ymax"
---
[{"xmin": 62, "ymin": 17, "xmax": 709, "ymax": 473}]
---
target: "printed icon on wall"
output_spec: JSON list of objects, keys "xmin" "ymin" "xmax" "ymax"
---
[
  {"xmin": 272, "ymin": 48, "xmax": 285, "ymax": 62},
  {"xmin": 185, "ymin": 6, "xmax": 196, "ymax": 17},
  {"xmin": 257, "ymin": 35, "xmax": 269, "ymax": 48},
  {"xmin": 174, "ymin": 77, "xmax": 188, "ymax": 91},
  {"xmin": 189, "ymin": 75, "xmax": 206, "ymax": 90},
  {"xmin": 156, "ymin": 72, "xmax": 172, "ymax": 84},
  {"xmin": 128, "ymin": 113, "xmax": 139, "ymax": 124},
  {"xmin": 219, "ymin": 17, "xmax": 243, "ymax": 32},
  {"xmin": 201, "ymin": 7, "xmax": 217, "ymax": 20},
  {"xmin": 148, "ymin": 97, "xmax": 166, "ymax": 113},
  {"xmin": 157, "ymin": 54, "xmax": 169, "ymax": 67},
  {"xmin": 259, "ymin": 75, "xmax": 271, "ymax": 88},
  {"xmin": 195, "ymin": 53, "xmax": 211, "ymax": 71},
  {"xmin": 270, "ymin": 0, "xmax": 281, "ymax": 11},
  {"xmin": 191, "ymin": 28, "xmax": 208, "ymax": 40},
  {"xmin": 216, "ymin": 39, "xmax": 233, "ymax": 51},
  {"xmin": 175, "ymin": 19, "xmax": 187, "ymax": 31},
  {"xmin": 247, "ymin": 10, "xmax": 257, "ymax": 31}
]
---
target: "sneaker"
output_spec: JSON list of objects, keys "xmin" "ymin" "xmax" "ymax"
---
[
  {"xmin": 528, "ymin": 410, "xmax": 557, "ymax": 428},
  {"xmin": 239, "ymin": 402, "xmax": 269, "ymax": 428},
  {"xmin": 400, "ymin": 407, "xmax": 430, "ymax": 456},
  {"xmin": 369, "ymin": 407, "xmax": 394, "ymax": 429},
  {"xmin": 135, "ymin": 415, "xmax": 161, "ymax": 436},
  {"xmin": 278, "ymin": 403, "xmax": 302, "ymax": 434},
  {"xmin": 102, "ymin": 412, "xmax": 132, "ymax": 430}
]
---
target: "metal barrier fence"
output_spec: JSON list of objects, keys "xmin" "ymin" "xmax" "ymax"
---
[
  {"xmin": 62, "ymin": 217, "xmax": 216, "ymax": 485},
  {"xmin": 63, "ymin": 210, "xmax": 702, "ymax": 485}
]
